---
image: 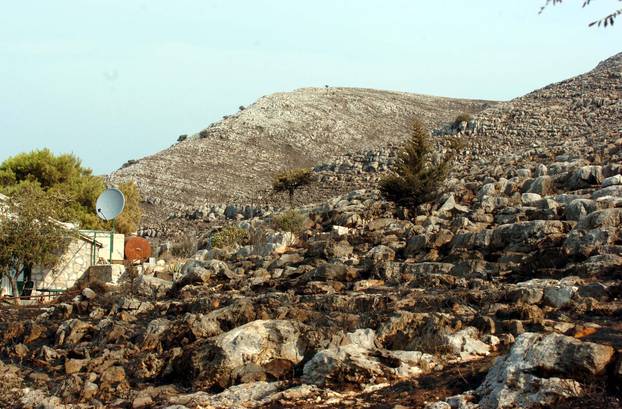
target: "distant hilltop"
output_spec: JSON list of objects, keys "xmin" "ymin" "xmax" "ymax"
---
[
  {"xmin": 110, "ymin": 52, "xmax": 622, "ymax": 227},
  {"xmin": 110, "ymin": 88, "xmax": 494, "ymax": 223}
]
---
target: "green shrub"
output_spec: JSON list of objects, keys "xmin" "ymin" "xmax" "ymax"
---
[
  {"xmin": 114, "ymin": 181, "xmax": 143, "ymax": 234},
  {"xmin": 272, "ymin": 167, "xmax": 314, "ymax": 206},
  {"xmin": 211, "ymin": 225, "xmax": 248, "ymax": 249},
  {"xmin": 0, "ymin": 149, "xmax": 142, "ymax": 233},
  {"xmin": 272, "ymin": 209, "xmax": 306, "ymax": 233},
  {"xmin": 380, "ymin": 119, "xmax": 458, "ymax": 209}
]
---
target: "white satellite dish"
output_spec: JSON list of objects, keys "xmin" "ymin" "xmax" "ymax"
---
[{"xmin": 96, "ymin": 188, "xmax": 126, "ymax": 221}]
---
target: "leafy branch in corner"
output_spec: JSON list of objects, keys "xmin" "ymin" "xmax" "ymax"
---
[{"xmin": 540, "ymin": 0, "xmax": 622, "ymax": 27}]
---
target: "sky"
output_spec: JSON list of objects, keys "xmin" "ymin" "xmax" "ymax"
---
[{"xmin": 0, "ymin": 1, "xmax": 620, "ymax": 175}]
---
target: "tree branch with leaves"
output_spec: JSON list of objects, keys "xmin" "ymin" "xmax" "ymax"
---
[
  {"xmin": 0, "ymin": 149, "xmax": 142, "ymax": 234},
  {"xmin": 541, "ymin": 0, "xmax": 622, "ymax": 27}
]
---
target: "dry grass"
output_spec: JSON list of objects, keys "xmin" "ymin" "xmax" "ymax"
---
[{"xmin": 171, "ymin": 237, "xmax": 198, "ymax": 258}]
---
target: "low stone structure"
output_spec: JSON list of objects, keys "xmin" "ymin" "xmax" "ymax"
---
[
  {"xmin": 0, "ymin": 226, "xmax": 124, "ymax": 298},
  {"xmin": 28, "ymin": 231, "xmax": 124, "ymax": 295}
]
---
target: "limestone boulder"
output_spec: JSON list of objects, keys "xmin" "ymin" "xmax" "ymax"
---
[
  {"xmin": 525, "ymin": 176, "xmax": 555, "ymax": 195},
  {"xmin": 602, "ymin": 174, "xmax": 622, "ymax": 187},
  {"xmin": 592, "ymin": 185, "xmax": 622, "ymax": 199},
  {"xmin": 133, "ymin": 274, "xmax": 173, "ymax": 298},
  {"xmin": 565, "ymin": 198, "xmax": 598, "ymax": 221},
  {"xmin": 490, "ymin": 220, "xmax": 567, "ymax": 252},
  {"xmin": 302, "ymin": 329, "xmax": 438, "ymax": 386},
  {"xmin": 313, "ymin": 263, "xmax": 358, "ymax": 282},
  {"xmin": 566, "ymin": 165, "xmax": 603, "ymax": 190},
  {"xmin": 188, "ymin": 320, "xmax": 306, "ymax": 389},
  {"xmin": 55, "ymin": 319, "xmax": 93, "ymax": 346},
  {"xmin": 176, "ymin": 259, "xmax": 238, "ymax": 287},
  {"xmin": 563, "ymin": 208, "xmax": 622, "ymax": 257},
  {"xmin": 476, "ymin": 332, "xmax": 614, "ymax": 409}
]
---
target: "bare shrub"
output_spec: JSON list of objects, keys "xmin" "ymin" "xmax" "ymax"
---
[
  {"xmin": 453, "ymin": 113, "xmax": 473, "ymax": 126},
  {"xmin": 171, "ymin": 237, "xmax": 197, "ymax": 258}
]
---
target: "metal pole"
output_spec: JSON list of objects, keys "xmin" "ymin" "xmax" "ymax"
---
[
  {"xmin": 92, "ymin": 231, "xmax": 97, "ymax": 265},
  {"xmin": 109, "ymin": 220, "xmax": 115, "ymax": 264}
]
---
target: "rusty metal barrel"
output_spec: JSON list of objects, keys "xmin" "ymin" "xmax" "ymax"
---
[{"xmin": 124, "ymin": 236, "xmax": 152, "ymax": 261}]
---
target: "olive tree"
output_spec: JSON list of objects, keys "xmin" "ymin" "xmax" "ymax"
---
[
  {"xmin": 0, "ymin": 149, "xmax": 142, "ymax": 234},
  {"xmin": 272, "ymin": 167, "xmax": 314, "ymax": 206}
]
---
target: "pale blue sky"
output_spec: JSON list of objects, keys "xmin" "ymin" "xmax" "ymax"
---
[{"xmin": 1, "ymin": 0, "xmax": 620, "ymax": 174}]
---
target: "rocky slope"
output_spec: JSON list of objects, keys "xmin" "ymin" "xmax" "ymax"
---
[
  {"xmin": 2, "ymin": 134, "xmax": 622, "ymax": 407},
  {"xmin": 1, "ymin": 53, "xmax": 621, "ymax": 408},
  {"xmin": 110, "ymin": 88, "xmax": 494, "ymax": 223},
  {"xmin": 129, "ymin": 53, "xmax": 621, "ymax": 239},
  {"xmin": 447, "ymin": 51, "xmax": 622, "ymax": 182}
]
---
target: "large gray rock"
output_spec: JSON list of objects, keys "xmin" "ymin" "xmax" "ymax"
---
[
  {"xmin": 564, "ymin": 228, "xmax": 618, "ymax": 257},
  {"xmin": 302, "ymin": 329, "xmax": 437, "ymax": 386},
  {"xmin": 565, "ymin": 198, "xmax": 598, "ymax": 221},
  {"xmin": 520, "ymin": 193, "xmax": 542, "ymax": 206},
  {"xmin": 602, "ymin": 174, "xmax": 622, "ymax": 187},
  {"xmin": 592, "ymin": 185, "xmax": 622, "ymax": 199},
  {"xmin": 567, "ymin": 165, "xmax": 603, "ymax": 189},
  {"xmin": 177, "ymin": 259, "xmax": 238, "ymax": 287},
  {"xmin": 188, "ymin": 320, "xmax": 306, "ymax": 389},
  {"xmin": 313, "ymin": 263, "xmax": 358, "ymax": 282},
  {"xmin": 490, "ymin": 220, "xmax": 567, "ymax": 252},
  {"xmin": 563, "ymin": 208, "xmax": 622, "ymax": 257},
  {"xmin": 185, "ymin": 313, "xmax": 222, "ymax": 338},
  {"xmin": 443, "ymin": 327, "xmax": 491, "ymax": 359},
  {"xmin": 525, "ymin": 176, "xmax": 555, "ymax": 195},
  {"xmin": 476, "ymin": 332, "xmax": 614, "ymax": 409},
  {"xmin": 543, "ymin": 285, "xmax": 576, "ymax": 308},
  {"xmin": 55, "ymin": 319, "xmax": 93, "ymax": 346},
  {"xmin": 451, "ymin": 230, "xmax": 494, "ymax": 252},
  {"xmin": 365, "ymin": 245, "xmax": 396, "ymax": 264},
  {"xmin": 403, "ymin": 262, "xmax": 455, "ymax": 276},
  {"xmin": 168, "ymin": 381, "xmax": 285, "ymax": 408},
  {"xmin": 577, "ymin": 208, "xmax": 622, "ymax": 230},
  {"xmin": 132, "ymin": 275, "xmax": 173, "ymax": 298},
  {"xmin": 142, "ymin": 318, "xmax": 172, "ymax": 349}
]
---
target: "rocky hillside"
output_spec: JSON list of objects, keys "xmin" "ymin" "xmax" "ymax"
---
[
  {"xmin": 2, "ymin": 52, "xmax": 620, "ymax": 408},
  {"xmin": 2, "ymin": 127, "xmax": 622, "ymax": 407},
  {"xmin": 447, "ymin": 51, "xmax": 622, "ymax": 183},
  {"xmin": 119, "ymin": 53, "xmax": 621, "ymax": 239},
  {"xmin": 110, "ymin": 88, "xmax": 494, "ymax": 223}
]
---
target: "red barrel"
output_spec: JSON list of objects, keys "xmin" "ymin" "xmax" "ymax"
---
[{"xmin": 124, "ymin": 236, "xmax": 152, "ymax": 261}]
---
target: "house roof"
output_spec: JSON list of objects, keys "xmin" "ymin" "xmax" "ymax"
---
[{"xmin": 79, "ymin": 233, "xmax": 104, "ymax": 248}]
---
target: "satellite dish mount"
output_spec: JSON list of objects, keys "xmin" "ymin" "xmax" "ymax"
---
[{"xmin": 95, "ymin": 188, "xmax": 126, "ymax": 264}]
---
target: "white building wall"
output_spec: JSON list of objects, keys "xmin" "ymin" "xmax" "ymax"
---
[
  {"xmin": 1, "ymin": 231, "xmax": 125, "ymax": 297},
  {"xmin": 31, "ymin": 237, "xmax": 96, "ymax": 293}
]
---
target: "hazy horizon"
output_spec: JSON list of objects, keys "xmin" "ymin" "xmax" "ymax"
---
[{"xmin": 1, "ymin": 0, "xmax": 620, "ymax": 175}]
